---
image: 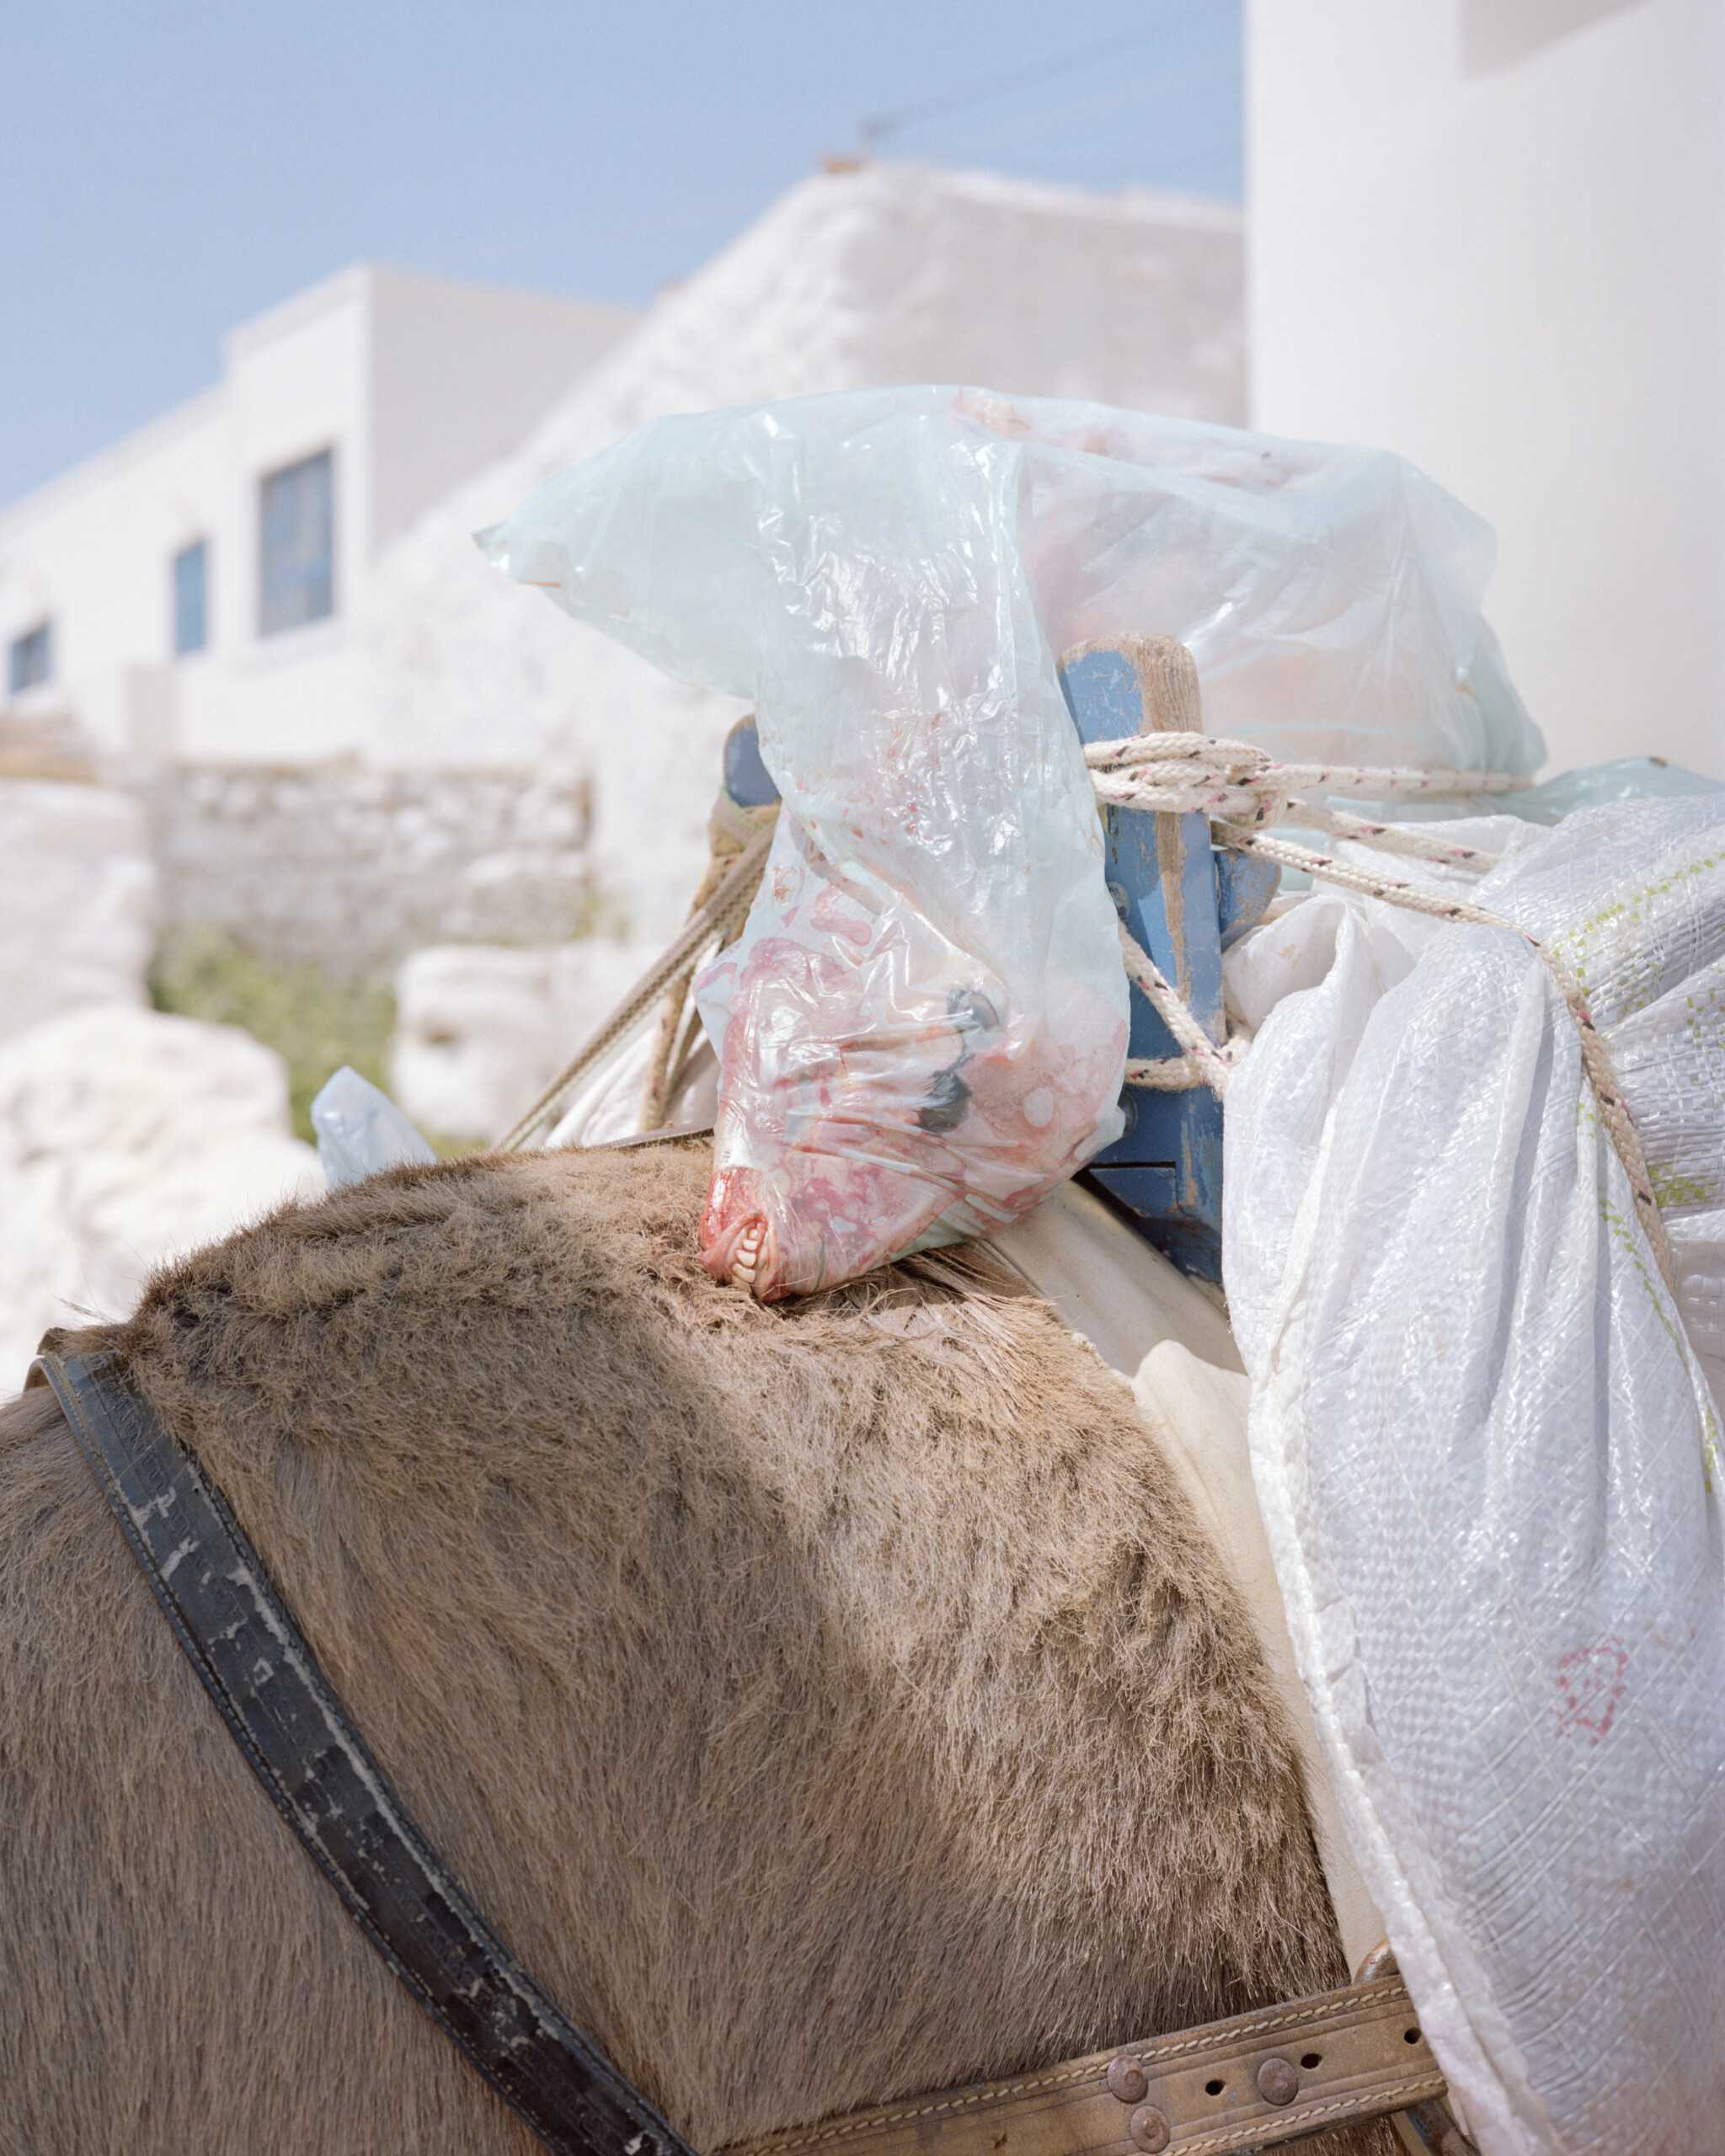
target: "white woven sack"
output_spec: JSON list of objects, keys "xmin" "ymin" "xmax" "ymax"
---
[{"xmin": 1224, "ymin": 796, "xmax": 1725, "ymax": 2154}]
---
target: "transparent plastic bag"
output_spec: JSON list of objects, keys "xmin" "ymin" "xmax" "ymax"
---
[
  {"xmin": 310, "ymin": 1066, "xmax": 435, "ymax": 1187},
  {"xmin": 693, "ymin": 813, "xmax": 1128, "ymax": 1296},
  {"xmin": 481, "ymin": 387, "xmax": 1541, "ymax": 1294},
  {"xmin": 1224, "ymin": 795, "xmax": 1725, "ymax": 2151}
]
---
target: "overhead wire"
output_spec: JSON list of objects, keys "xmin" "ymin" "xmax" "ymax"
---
[{"xmin": 854, "ymin": 3, "xmax": 1227, "ymax": 155}]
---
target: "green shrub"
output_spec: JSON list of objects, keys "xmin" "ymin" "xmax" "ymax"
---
[{"xmin": 149, "ymin": 927, "xmax": 402, "ymax": 1145}]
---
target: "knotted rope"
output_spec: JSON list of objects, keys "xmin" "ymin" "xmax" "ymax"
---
[
  {"xmin": 1084, "ymin": 729, "xmax": 1678, "ymax": 1293},
  {"xmin": 1086, "ymin": 730, "xmax": 1516, "ymax": 868}
]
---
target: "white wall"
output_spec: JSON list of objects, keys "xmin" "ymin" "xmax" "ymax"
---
[
  {"xmin": 1248, "ymin": 0, "xmax": 1725, "ymax": 779},
  {"xmin": 832, "ymin": 175, "xmax": 1245, "ymax": 424},
  {"xmin": 0, "ymin": 264, "xmax": 635, "ymax": 766},
  {"xmin": 0, "ymin": 392, "xmax": 228, "ymax": 748},
  {"xmin": 369, "ymin": 270, "xmax": 634, "ymax": 551},
  {"xmin": 175, "ymin": 271, "xmax": 377, "ymax": 760},
  {"xmin": 0, "ymin": 271, "xmax": 372, "ymax": 760}
]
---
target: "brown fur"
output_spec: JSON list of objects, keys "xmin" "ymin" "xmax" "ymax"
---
[{"xmin": 0, "ymin": 1139, "xmax": 1388, "ymax": 2154}]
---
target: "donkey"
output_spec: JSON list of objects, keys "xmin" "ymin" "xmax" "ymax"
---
[{"xmin": 0, "ymin": 1138, "xmax": 1390, "ymax": 2154}]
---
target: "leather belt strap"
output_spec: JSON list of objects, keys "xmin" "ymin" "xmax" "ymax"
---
[
  {"xmin": 726, "ymin": 1977, "xmax": 1449, "ymax": 2156},
  {"xmin": 34, "ymin": 1347, "xmax": 697, "ymax": 2156}
]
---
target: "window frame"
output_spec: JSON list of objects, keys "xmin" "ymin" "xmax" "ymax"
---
[
  {"xmin": 257, "ymin": 446, "xmax": 337, "ymax": 639},
  {"xmin": 171, "ymin": 537, "xmax": 210, "ymax": 658},
  {"xmin": 7, "ymin": 618, "xmax": 53, "ymax": 696}
]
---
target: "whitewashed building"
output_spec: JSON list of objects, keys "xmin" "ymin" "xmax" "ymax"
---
[
  {"xmin": 1248, "ymin": 0, "xmax": 1723, "ymax": 778},
  {"xmin": 0, "ymin": 265, "xmax": 633, "ymax": 763}
]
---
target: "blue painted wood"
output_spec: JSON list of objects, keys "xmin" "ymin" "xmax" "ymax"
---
[
  {"xmin": 1056, "ymin": 643, "xmax": 1227, "ymax": 1282},
  {"xmin": 723, "ymin": 718, "xmax": 779, "ymax": 809},
  {"xmin": 1216, "ymin": 847, "xmax": 1281, "ymax": 948}
]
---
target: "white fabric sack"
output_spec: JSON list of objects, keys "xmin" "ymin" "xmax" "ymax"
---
[{"xmin": 1225, "ymin": 796, "xmax": 1725, "ymax": 2153}]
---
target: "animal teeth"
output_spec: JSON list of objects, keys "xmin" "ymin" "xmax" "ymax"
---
[{"xmin": 731, "ymin": 1220, "xmax": 765, "ymax": 1290}]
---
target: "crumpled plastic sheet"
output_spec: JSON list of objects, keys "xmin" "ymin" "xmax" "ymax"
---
[
  {"xmin": 1224, "ymin": 792, "xmax": 1725, "ymax": 2154},
  {"xmin": 310, "ymin": 1066, "xmax": 435, "ymax": 1187},
  {"xmin": 1482, "ymin": 752, "xmax": 1722, "ymax": 825},
  {"xmin": 482, "ymin": 387, "xmax": 1543, "ymax": 1296}
]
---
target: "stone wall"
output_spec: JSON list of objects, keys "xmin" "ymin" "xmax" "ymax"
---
[{"xmin": 142, "ymin": 760, "xmax": 598, "ymax": 978}]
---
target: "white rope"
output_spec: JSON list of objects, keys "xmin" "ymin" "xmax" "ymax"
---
[
  {"xmin": 1082, "ymin": 734, "xmax": 1678, "ymax": 1295},
  {"xmin": 1285, "ymin": 796, "xmax": 1505, "ymax": 872},
  {"xmin": 1214, "ymin": 825, "xmax": 1677, "ymax": 1290},
  {"xmin": 1115, "ymin": 921, "xmax": 1248, "ymax": 1096},
  {"xmin": 1084, "ymin": 729, "xmax": 1533, "ymax": 811},
  {"xmin": 1091, "ymin": 733, "xmax": 1525, "ymax": 1102}
]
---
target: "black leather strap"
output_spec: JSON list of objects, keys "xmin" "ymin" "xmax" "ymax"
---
[{"xmin": 34, "ymin": 1346, "xmax": 698, "ymax": 2156}]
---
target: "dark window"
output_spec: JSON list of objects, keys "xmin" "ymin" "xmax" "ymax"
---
[
  {"xmin": 172, "ymin": 539, "xmax": 209, "ymax": 656},
  {"xmin": 259, "ymin": 449, "xmax": 335, "ymax": 636},
  {"xmin": 7, "ymin": 620, "xmax": 52, "ymax": 696}
]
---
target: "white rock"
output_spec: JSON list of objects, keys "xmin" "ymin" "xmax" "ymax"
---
[
  {"xmin": 0, "ymin": 1155, "xmax": 83, "ymax": 1390},
  {"xmin": 391, "ymin": 946, "xmax": 559, "ymax": 1140},
  {"xmin": 391, "ymin": 938, "xmax": 656, "ymax": 1141},
  {"xmin": 76, "ymin": 1128, "xmax": 324, "ymax": 1322},
  {"xmin": 0, "ymin": 1003, "xmax": 292, "ymax": 1161},
  {"xmin": 0, "ymin": 780, "xmax": 157, "ymax": 1044},
  {"xmin": 0, "ymin": 1006, "xmax": 323, "ymax": 1390}
]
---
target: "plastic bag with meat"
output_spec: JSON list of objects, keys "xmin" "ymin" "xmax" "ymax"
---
[
  {"xmin": 695, "ymin": 802, "xmax": 1128, "ymax": 1299},
  {"xmin": 481, "ymin": 387, "xmax": 1540, "ymax": 1296}
]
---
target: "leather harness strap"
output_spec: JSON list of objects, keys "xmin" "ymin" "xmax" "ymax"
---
[
  {"xmin": 724, "ymin": 1978, "xmax": 1450, "ymax": 2156},
  {"xmin": 33, "ymin": 1347, "xmax": 697, "ymax": 2156}
]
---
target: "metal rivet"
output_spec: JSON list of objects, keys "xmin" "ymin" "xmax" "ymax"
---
[
  {"xmin": 1256, "ymin": 2056, "xmax": 1300, "ymax": 2107},
  {"xmin": 1127, "ymin": 2105, "xmax": 1170, "ymax": 2154},
  {"xmin": 1106, "ymin": 2057, "xmax": 1150, "ymax": 2106}
]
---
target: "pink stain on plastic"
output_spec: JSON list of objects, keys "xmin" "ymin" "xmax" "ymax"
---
[{"xmin": 696, "ymin": 885, "xmax": 1125, "ymax": 1299}]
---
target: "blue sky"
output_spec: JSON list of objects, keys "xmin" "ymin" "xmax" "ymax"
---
[{"xmin": 0, "ymin": 1, "xmax": 1241, "ymax": 508}]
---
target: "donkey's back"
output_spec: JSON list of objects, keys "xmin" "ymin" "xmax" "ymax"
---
[{"xmin": 0, "ymin": 1139, "xmax": 1377, "ymax": 2154}]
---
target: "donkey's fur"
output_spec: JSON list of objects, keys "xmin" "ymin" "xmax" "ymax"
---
[{"xmin": 0, "ymin": 1139, "xmax": 1386, "ymax": 2154}]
